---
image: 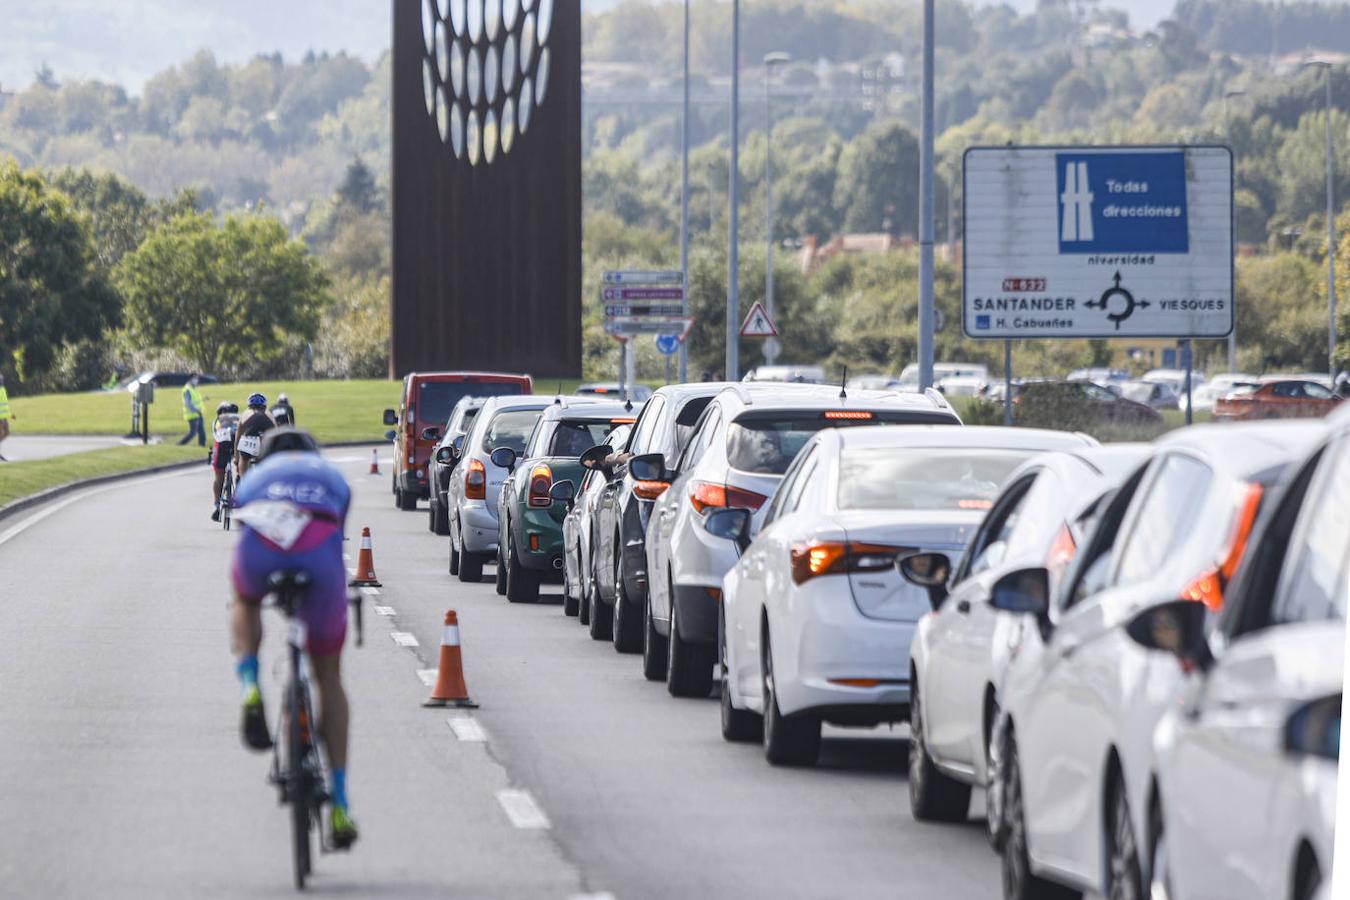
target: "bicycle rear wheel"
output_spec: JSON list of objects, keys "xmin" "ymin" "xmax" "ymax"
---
[
  {"xmin": 288, "ymin": 677, "xmax": 311, "ymax": 889},
  {"xmin": 222, "ymin": 470, "xmax": 234, "ymax": 532}
]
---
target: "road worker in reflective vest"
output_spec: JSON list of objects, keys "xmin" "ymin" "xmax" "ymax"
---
[
  {"xmin": 0, "ymin": 372, "xmax": 12, "ymax": 462},
  {"xmin": 179, "ymin": 375, "xmax": 207, "ymax": 447}
]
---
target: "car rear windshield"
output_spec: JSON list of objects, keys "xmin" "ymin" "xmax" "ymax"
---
[
  {"xmin": 726, "ymin": 411, "xmax": 955, "ymax": 475},
  {"xmin": 547, "ymin": 419, "xmax": 629, "ymax": 457},
  {"xmin": 419, "ymin": 380, "xmax": 525, "ymax": 423},
  {"xmin": 482, "ymin": 409, "xmax": 543, "ymax": 454},
  {"xmin": 837, "ymin": 448, "xmax": 1030, "ymax": 511}
]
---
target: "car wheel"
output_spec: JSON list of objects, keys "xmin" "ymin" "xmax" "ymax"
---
[
  {"xmin": 986, "ymin": 698, "xmax": 1006, "ymax": 849},
  {"xmin": 433, "ymin": 496, "xmax": 450, "ymax": 535},
  {"xmin": 458, "ymin": 540, "xmax": 484, "ymax": 582},
  {"xmin": 562, "ymin": 545, "xmax": 581, "ymax": 617},
  {"xmin": 611, "ymin": 550, "xmax": 642, "ymax": 653},
  {"xmin": 908, "ymin": 673, "xmax": 971, "ymax": 821},
  {"xmin": 397, "ymin": 486, "xmax": 417, "ymax": 511},
  {"xmin": 449, "ymin": 519, "xmax": 461, "ymax": 576},
  {"xmin": 505, "ymin": 528, "xmax": 540, "ymax": 603},
  {"xmin": 1107, "ymin": 771, "xmax": 1143, "ymax": 900},
  {"xmin": 1148, "ymin": 799, "xmax": 1173, "ymax": 900},
  {"xmin": 494, "ymin": 543, "xmax": 507, "ymax": 596},
  {"xmin": 666, "ymin": 586, "xmax": 713, "ymax": 698},
  {"xmin": 761, "ymin": 627, "xmax": 820, "ymax": 766},
  {"xmin": 1001, "ymin": 731, "xmax": 1081, "ymax": 900},
  {"xmin": 720, "ymin": 605, "xmax": 761, "ymax": 742},
  {"xmin": 1295, "ymin": 849, "xmax": 1323, "ymax": 900},
  {"xmin": 428, "ymin": 498, "xmax": 437, "ymax": 532},
  {"xmin": 641, "ymin": 581, "xmax": 669, "ymax": 682},
  {"xmin": 587, "ymin": 545, "xmax": 614, "ymax": 640}
]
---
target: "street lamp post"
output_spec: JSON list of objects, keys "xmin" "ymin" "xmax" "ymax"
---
[
  {"xmin": 918, "ymin": 0, "xmax": 936, "ymax": 390},
  {"xmin": 1304, "ymin": 61, "xmax": 1338, "ymax": 380},
  {"xmin": 727, "ymin": 0, "xmax": 741, "ymax": 382},
  {"xmin": 679, "ymin": 0, "xmax": 691, "ymax": 383},
  {"xmin": 763, "ymin": 51, "xmax": 790, "ymax": 366},
  {"xmin": 1224, "ymin": 88, "xmax": 1246, "ymax": 373}
]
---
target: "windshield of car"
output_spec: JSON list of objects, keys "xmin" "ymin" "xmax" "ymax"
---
[
  {"xmin": 482, "ymin": 409, "xmax": 543, "ymax": 454},
  {"xmin": 836, "ymin": 449, "xmax": 1030, "ymax": 511},
  {"xmin": 547, "ymin": 419, "xmax": 628, "ymax": 456},
  {"xmin": 419, "ymin": 380, "xmax": 525, "ymax": 424},
  {"xmin": 726, "ymin": 410, "xmax": 955, "ymax": 475}
]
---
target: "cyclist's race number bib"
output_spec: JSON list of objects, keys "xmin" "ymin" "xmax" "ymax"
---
[
  {"xmin": 233, "ymin": 501, "xmax": 312, "ymax": 551},
  {"xmin": 238, "ymin": 434, "xmax": 262, "ymax": 456},
  {"xmin": 214, "ymin": 425, "xmax": 236, "ymax": 443}
]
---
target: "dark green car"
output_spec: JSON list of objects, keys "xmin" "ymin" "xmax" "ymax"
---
[{"xmin": 494, "ymin": 399, "xmax": 640, "ymax": 602}]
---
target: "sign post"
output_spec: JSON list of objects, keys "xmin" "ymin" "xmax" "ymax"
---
[
  {"xmin": 603, "ymin": 271, "xmax": 694, "ymax": 398},
  {"xmin": 963, "ymin": 146, "xmax": 1233, "ymax": 343}
]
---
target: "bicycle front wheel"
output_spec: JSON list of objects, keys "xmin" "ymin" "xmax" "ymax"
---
[
  {"xmin": 288, "ymin": 678, "xmax": 311, "ymax": 889},
  {"xmin": 222, "ymin": 472, "xmax": 234, "ymax": 532}
]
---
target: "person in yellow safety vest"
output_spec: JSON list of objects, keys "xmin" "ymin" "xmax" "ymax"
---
[
  {"xmin": 0, "ymin": 372, "xmax": 13, "ymax": 462},
  {"xmin": 179, "ymin": 375, "xmax": 207, "ymax": 447}
]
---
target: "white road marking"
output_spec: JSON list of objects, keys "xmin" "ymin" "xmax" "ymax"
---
[
  {"xmin": 343, "ymin": 553, "xmax": 352, "ymax": 561},
  {"xmin": 447, "ymin": 717, "xmax": 487, "ymax": 742},
  {"xmin": 359, "ymin": 586, "xmax": 381, "ymax": 597},
  {"xmin": 571, "ymin": 894, "xmax": 618, "ymax": 900},
  {"xmin": 373, "ymin": 605, "xmax": 396, "ymax": 617},
  {"xmin": 390, "ymin": 631, "xmax": 419, "ymax": 647},
  {"xmin": 0, "ymin": 468, "xmax": 191, "ymax": 549},
  {"xmin": 496, "ymin": 789, "xmax": 551, "ymax": 830},
  {"xmin": 416, "ymin": 668, "xmax": 439, "ymax": 686}
]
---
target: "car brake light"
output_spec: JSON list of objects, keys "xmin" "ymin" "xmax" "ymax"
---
[
  {"xmin": 823, "ymin": 410, "xmax": 874, "ymax": 420},
  {"xmin": 465, "ymin": 459, "xmax": 486, "ymax": 500},
  {"xmin": 611, "ymin": 417, "xmax": 637, "ymax": 424},
  {"xmin": 688, "ymin": 481, "xmax": 768, "ymax": 513},
  {"xmin": 1045, "ymin": 523, "xmax": 1077, "ymax": 585},
  {"xmin": 528, "ymin": 464, "xmax": 554, "ymax": 507},
  {"xmin": 789, "ymin": 541, "xmax": 906, "ymax": 585},
  {"xmin": 633, "ymin": 480, "xmax": 670, "ymax": 500},
  {"xmin": 1180, "ymin": 482, "xmax": 1264, "ymax": 611}
]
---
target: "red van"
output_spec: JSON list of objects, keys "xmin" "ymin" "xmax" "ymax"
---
[{"xmin": 384, "ymin": 372, "xmax": 533, "ymax": 510}]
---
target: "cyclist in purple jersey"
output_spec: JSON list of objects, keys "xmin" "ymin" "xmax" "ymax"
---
[{"xmin": 229, "ymin": 427, "xmax": 358, "ymax": 848}]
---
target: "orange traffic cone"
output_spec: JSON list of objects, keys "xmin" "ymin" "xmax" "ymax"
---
[
  {"xmin": 349, "ymin": 527, "xmax": 382, "ymax": 587},
  {"xmin": 369, "ymin": 448, "xmax": 381, "ymax": 475},
  {"xmin": 424, "ymin": 610, "xmax": 478, "ymax": 708}
]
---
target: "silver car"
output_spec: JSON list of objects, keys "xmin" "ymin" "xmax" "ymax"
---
[{"xmin": 446, "ymin": 396, "xmax": 555, "ymax": 583}]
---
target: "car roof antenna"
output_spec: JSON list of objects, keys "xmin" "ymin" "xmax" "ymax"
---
[{"xmin": 839, "ymin": 366, "xmax": 848, "ymax": 400}]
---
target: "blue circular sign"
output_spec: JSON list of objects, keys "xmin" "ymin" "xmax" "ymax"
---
[{"xmin": 655, "ymin": 334, "xmax": 680, "ymax": 356}]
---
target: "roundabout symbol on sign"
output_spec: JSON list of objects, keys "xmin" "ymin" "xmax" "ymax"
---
[{"xmin": 1084, "ymin": 271, "xmax": 1150, "ymax": 331}]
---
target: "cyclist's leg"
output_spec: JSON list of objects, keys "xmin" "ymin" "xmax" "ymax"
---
[
  {"xmin": 301, "ymin": 549, "xmax": 357, "ymax": 846},
  {"xmin": 230, "ymin": 535, "xmax": 273, "ymax": 750}
]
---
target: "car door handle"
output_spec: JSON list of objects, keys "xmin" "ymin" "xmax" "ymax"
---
[{"xmin": 956, "ymin": 600, "xmax": 971, "ymax": 614}]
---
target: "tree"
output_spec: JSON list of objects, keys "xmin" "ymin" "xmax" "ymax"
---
[
  {"xmin": 832, "ymin": 122, "xmax": 921, "ymax": 235},
  {"xmin": 117, "ymin": 211, "xmax": 331, "ymax": 376},
  {"xmin": 335, "ymin": 157, "xmax": 379, "ymax": 215},
  {"xmin": 0, "ymin": 161, "xmax": 120, "ymax": 384}
]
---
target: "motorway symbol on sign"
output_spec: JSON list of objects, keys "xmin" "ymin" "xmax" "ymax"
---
[
  {"xmin": 739, "ymin": 302, "xmax": 779, "ymax": 338},
  {"xmin": 601, "ymin": 287, "xmax": 684, "ymax": 302},
  {"xmin": 655, "ymin": 334, "xmax": 681, "ymax": 355},
  {"xmin": 603, "ymin": 270, "xmax": 683, "ymax": 286}
]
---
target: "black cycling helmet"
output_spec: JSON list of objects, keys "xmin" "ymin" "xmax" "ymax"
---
[
  {"xmin": 225, "ymin": 402, "xmax": 239, "ymax": 414},
  {"xmin": 216, "ymin": 401, "xmax": 232, "ymax": 415},
  {"xmin": 259, "ymin": 426, "xmax": 321, "ymax": 460}
]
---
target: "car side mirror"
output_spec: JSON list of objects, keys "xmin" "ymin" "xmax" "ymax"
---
[
  {"xmin": 629, "ymin": 452, "xmax": 667, "ymax": 483},
  {"xmin": 490, "ymin": 447, "xmax": 517, "ymax": 471},
  {"xmin": 384, "ymin": 430, "xmax": 397, "ymax": 442},
  {"xmin": 435, "ymin": 446, "xmax": 455, "ymax": 465},
  {"xmin": 1124, "ymin": 599, "xmax": 1214, "ymax": 674},
  {"xmin": 550, "ymin": 479, "xmax": 577, "ymax": 510},
  {"xmin": 703, "ymin": 507, "xmax": 752, "ymax": 553},
  {"xmin": 897, "ymin": 551, "xmax": 951, "ymax": 610},
  {"xmin": 383, "ymin": 409, "xmax": 398, "ymax": 426},
  {"xmin": 421, "ymin": 425, "xmax": 442, "ymax": 441},
  {"xmin": 1284, "ymin": 694, "xmax": 1341, "ymax": 761},
  {"xmin": 580, "ymin": 445, "xmax": 611, "ymax": 470},
  {"xmin": 451, "ymin": 435, "xmax": 465, "ymax": 457},
  {"xmin": 990, "ymin": 567, "xmax": 1052, "ymax": 635}
]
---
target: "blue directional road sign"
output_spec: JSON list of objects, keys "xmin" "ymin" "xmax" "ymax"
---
[{"xmin": 655, "ymin": 334, "xmax": 681, "ymax": 356}]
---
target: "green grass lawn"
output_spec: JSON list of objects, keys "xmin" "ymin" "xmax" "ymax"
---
[
  {"xmin": 0, "ymin": 444, "xmax": 203, "ymax": 507},
  {"xmin": 7, "ymin": 378, "xmax": 626, "ymax": 444}
]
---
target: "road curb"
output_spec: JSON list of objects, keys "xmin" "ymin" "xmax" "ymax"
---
[{"xmin": 0, "ymin": 440, "xmax": 387, "ymax": 526}]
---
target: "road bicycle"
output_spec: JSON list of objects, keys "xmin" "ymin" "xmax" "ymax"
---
[
  {"xmin": 264, "ymin": 570, "xmax": 363, "ymax": 890},
  {"xmin": 220, "ymin": 463, "xmax": 236, "ymax": 531}
]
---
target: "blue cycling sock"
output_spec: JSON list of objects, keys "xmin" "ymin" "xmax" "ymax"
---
[
  {"xmin": 330, "ymin": 768, "xmax": 348, "ymax": 810},
  {"xmin": 236, "ymin": 655, "xmax": 259, "ymax": 694}
]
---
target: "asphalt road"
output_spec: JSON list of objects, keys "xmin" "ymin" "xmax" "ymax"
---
[
  {"xmin": 0, "ymin": 449, "xmax": 1001, "ymax": 898},
  {"xmin": 1, "ymin": 434, "xmax": 126, "ymax": 461}
]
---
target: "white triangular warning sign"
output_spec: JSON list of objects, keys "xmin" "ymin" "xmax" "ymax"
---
[{"xmin": 739, "ymin": 302, "xmax": 779, "ymax": 338}]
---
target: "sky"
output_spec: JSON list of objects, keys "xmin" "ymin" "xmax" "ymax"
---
[{"xmin": 0, "ymin": 1, "xmax": 1185, "ymax": 94}]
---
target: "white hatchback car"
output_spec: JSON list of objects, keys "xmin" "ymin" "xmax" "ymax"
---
[
  {"xmin": 445, "ymin": 396, "xmax": 555, "ymax": 582},
  {"xmin": 989, "ymin": 421, "xmax": 1326, "ymax": 900},
  {"xmin": 1131, "ymin": 406, "xmax": 1348, "ymax": 900},
  {"xmin": 713, "ymin": 425, "xmax": 1093, "ymax": 766},
  {"xmin": 902, "ymin": 444, "xmax": 1147, "ymax": 826},
  {"xmin": 636, "ymin": 384, "xmax": 962, "ymax": 698}
]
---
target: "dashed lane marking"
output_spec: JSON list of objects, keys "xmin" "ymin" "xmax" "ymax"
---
[
  {"xmin": 448, "ymin": 717, "xmax": 487, "ymax": 742},
  {"xmin": 571, "ymin": 894, "xmax": 618, "ymax": 900},
  {"xmin": 390, "ymin": 631, "xmax": 419, "ymax": 647},
  {"xmin": 496, "ymin": 789, "xmax": 550, "ymax": 830},
  {"xmin": 374, "ymin": 606, "xmax": 396, "ymax": 616},
  {"xmin": 417, "ymin": 669, "xmax": 438, "ymax": 686}
]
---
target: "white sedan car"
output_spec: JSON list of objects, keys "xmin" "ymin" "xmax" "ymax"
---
[
  {"xmin": 1135, "ymin": 405, "xmax": 1348, "ymax": 900},
  {"xmin": 713, "ymin": 425, "xmax": 1094, "ymax": 766},
  {"xmin": 903, "ymin": 444, "xmax": 1147, "ymax": 827},
  {"xmin": 990, "ymin": 420, "xmax": 1326, "ymax": 900}
]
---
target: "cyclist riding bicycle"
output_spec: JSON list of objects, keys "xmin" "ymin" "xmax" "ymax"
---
[
  {"xmin": 235, "ymin": 393, "xmax": 276, "ymax": 481},
  {"xmin": 272, "ymin": 393, "xmax": 296, "ymax": 427},
  {"xmin": 230, "ymin": 427, "xmax": 359, "ymax": 848},
  {"xmin": 210, "ymin": 401, "xmax": 241, "ymax": 522}
]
